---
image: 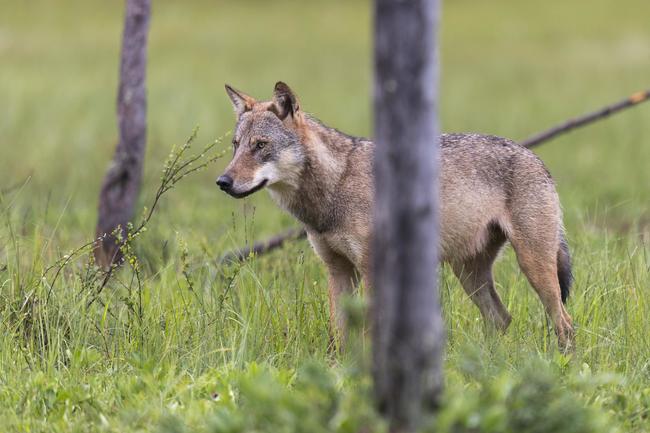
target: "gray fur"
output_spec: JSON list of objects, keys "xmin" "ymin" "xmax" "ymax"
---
[{"xmin": 219, "ymin": 82, "xmax": 575, "ymax": 350}]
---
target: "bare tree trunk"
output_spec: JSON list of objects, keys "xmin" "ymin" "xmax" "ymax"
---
[
  {"xmin": 95, "ymin": 0, "xmax": 151, "ymax": 268},
  {"xmin": 372, "ymin": 0, "xmax": 443, "ymax": 431}
]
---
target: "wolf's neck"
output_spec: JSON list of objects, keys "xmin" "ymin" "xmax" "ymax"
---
[
  {"xmin": 301, "ymin": 115, "xmax": 370, "ymax": 182},
  {"xmin": 304, "ymin": 114, "xmax": 369, "ymax": 150},
  {"xmin": 268, "ymin": 115, "xmax": 369, "ymax": 232}
]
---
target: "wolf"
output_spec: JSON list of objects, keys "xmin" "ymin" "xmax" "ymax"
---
[{"xmin": 217, "ymin": 82, "xmax": 574, "ymax": 350}]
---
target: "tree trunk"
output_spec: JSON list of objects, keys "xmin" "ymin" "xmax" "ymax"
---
[
  {"xmin": 95, "ymin": 0, "xmax": 151, "ymax": 268},
  {"xmin": 372, "ymin": 0, "xmax": 444, "ymax": 431}
]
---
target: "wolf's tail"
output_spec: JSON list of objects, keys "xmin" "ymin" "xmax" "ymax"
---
[{"xmin": 557, "ymin": 232, "xmax": 573, "ymax": 303}]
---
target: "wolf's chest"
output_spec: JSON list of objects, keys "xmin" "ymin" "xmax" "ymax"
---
[
  {"xmin": 307, "ymin": 229, "xmax": 367, "ymax": 271},
  {"xmin": 323, "ymin": 233, "xmax": 365, "ymax": 264}
]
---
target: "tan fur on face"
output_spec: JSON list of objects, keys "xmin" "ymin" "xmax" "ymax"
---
[{"xmin": 222, "ymin": 147, "xmax": 260, "ymax": 192}]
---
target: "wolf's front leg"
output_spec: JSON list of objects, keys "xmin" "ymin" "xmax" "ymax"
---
[
  {"xmin": 307, "ymin": 236, "xmax": 357, "ymax": 345},
  {"xmin": 325, "ymin": 257, "xmax": 359, "ymax": 341}
]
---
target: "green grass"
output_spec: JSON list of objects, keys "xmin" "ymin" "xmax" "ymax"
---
[{"xmin": 1, "ymin": 0, "xmax": 650, "ymax": 431}]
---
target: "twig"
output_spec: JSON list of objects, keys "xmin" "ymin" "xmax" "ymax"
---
[
  {"xmin": 219, "ymin": 227, "xmax": 307, "ymax": 264},
  {"xmin": 521, "ymin": 89, "xmax": 650, "ymax": 148},
  {"xmin": 0, "ymin": 174, "xmax": 32, "ymax": 195},
  {"xmin": 84, "ymin": 144, "xmax": 221, "ymax": 303},
  {"xmin": 221, "ymin": 88, "xmax": 650, "ymax": 262},
  {"xmin": 42, "ymin": 131, "xmax": 225, "ymax": 304}
]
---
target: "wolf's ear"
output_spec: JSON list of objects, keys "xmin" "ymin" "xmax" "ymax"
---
[
  {"xmin": 225, "ymin": 84, "xmax": 255, "ymax": 116},
  {"xmin": 271, "ymin": 81, "xmax": 300, "ymax": 120}
]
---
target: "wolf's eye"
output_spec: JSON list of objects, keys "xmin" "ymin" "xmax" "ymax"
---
[
  {"xmin": 232, "ymin": 138, "xmax": 239, "ymax": 149},
  {"xmin": 255, "ymin": 140, "xmax": 267, "ymax": 150}
]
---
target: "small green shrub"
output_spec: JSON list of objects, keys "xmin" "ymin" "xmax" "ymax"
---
[
  {"xmin": 148, "ymin": 358, "xmax": 618, "ymax": 433},
  {"xmin": 431, "ymin": 359, "xmax": 616, "ymax": 433}
]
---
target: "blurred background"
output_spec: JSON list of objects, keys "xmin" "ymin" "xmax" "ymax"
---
[{"xmin": 1, "ymin": 0, "xmax": 648, "ymax": 249}]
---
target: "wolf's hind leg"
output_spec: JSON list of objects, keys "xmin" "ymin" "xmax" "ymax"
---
[
  {"xmin": 451, "ymin": 225, "xmax": 511, "ymax": 331},
  {"xmin": 509, "ymin": 235, "xmax": 574, "ymax": 351}
]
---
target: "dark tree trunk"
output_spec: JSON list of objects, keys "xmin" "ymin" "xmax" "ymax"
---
[
  {"xmin": 372, "ymin": 0, "xmax": 444, "ymax": 430},
  {"xmin": 95, "ymin": 0, "xmax": 151, "ymax": 268}
]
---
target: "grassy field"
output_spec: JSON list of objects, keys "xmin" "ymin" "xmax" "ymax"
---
[{"xmin": 1, "ymin": 0, "xmax": 650, "ymax": 431}]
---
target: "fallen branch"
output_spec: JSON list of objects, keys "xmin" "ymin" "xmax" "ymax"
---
[
  {"xmin": 521, "ymin": 89, "xmax": 650, "ymax": 148},
  {"xmin": 219, "ymin": 227, "xmax": 307, "ymax": 264},
  {"xmin": 221, "ymin": 88, "xmax": 650, "ymax": 262}
]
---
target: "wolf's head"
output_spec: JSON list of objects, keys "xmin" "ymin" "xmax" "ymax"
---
[{"xmin": 217, "ymin": 82, "xmax": 305, "ymax": 198}]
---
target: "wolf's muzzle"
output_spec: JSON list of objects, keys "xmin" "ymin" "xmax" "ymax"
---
[
  {"xmin": 216, "ymin": 176, "xmax": 268, "ymax": 199},
  {"xmin": 216, "ymin": 174, "xmax": 234, "ymax": 192}
]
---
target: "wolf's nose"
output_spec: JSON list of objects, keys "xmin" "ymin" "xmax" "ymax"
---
[{"xmin": 216, "ymin": 175, "xmax": 233, "ymax": 191}]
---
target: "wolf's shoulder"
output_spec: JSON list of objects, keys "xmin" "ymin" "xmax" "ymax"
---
[{"xmin": 441, "ymin": 133, "xmax": 519, "ymax": 150}]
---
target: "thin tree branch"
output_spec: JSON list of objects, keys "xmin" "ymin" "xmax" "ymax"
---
[
  {"xmin": 219, "ymin": 227, "xmax": 307, "ymax": 264},
  {"xmin": 521, "ymin": 89, "xmax": 650, "ymax": 148},
  {"xmin": 42, "ymin": 131, "xmax": 225, "ymax": 304}
]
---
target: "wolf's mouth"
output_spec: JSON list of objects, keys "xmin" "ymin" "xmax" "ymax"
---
[{"xmin": 228, "ymin": 179, "xmax": 268, "ymax": 199}]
